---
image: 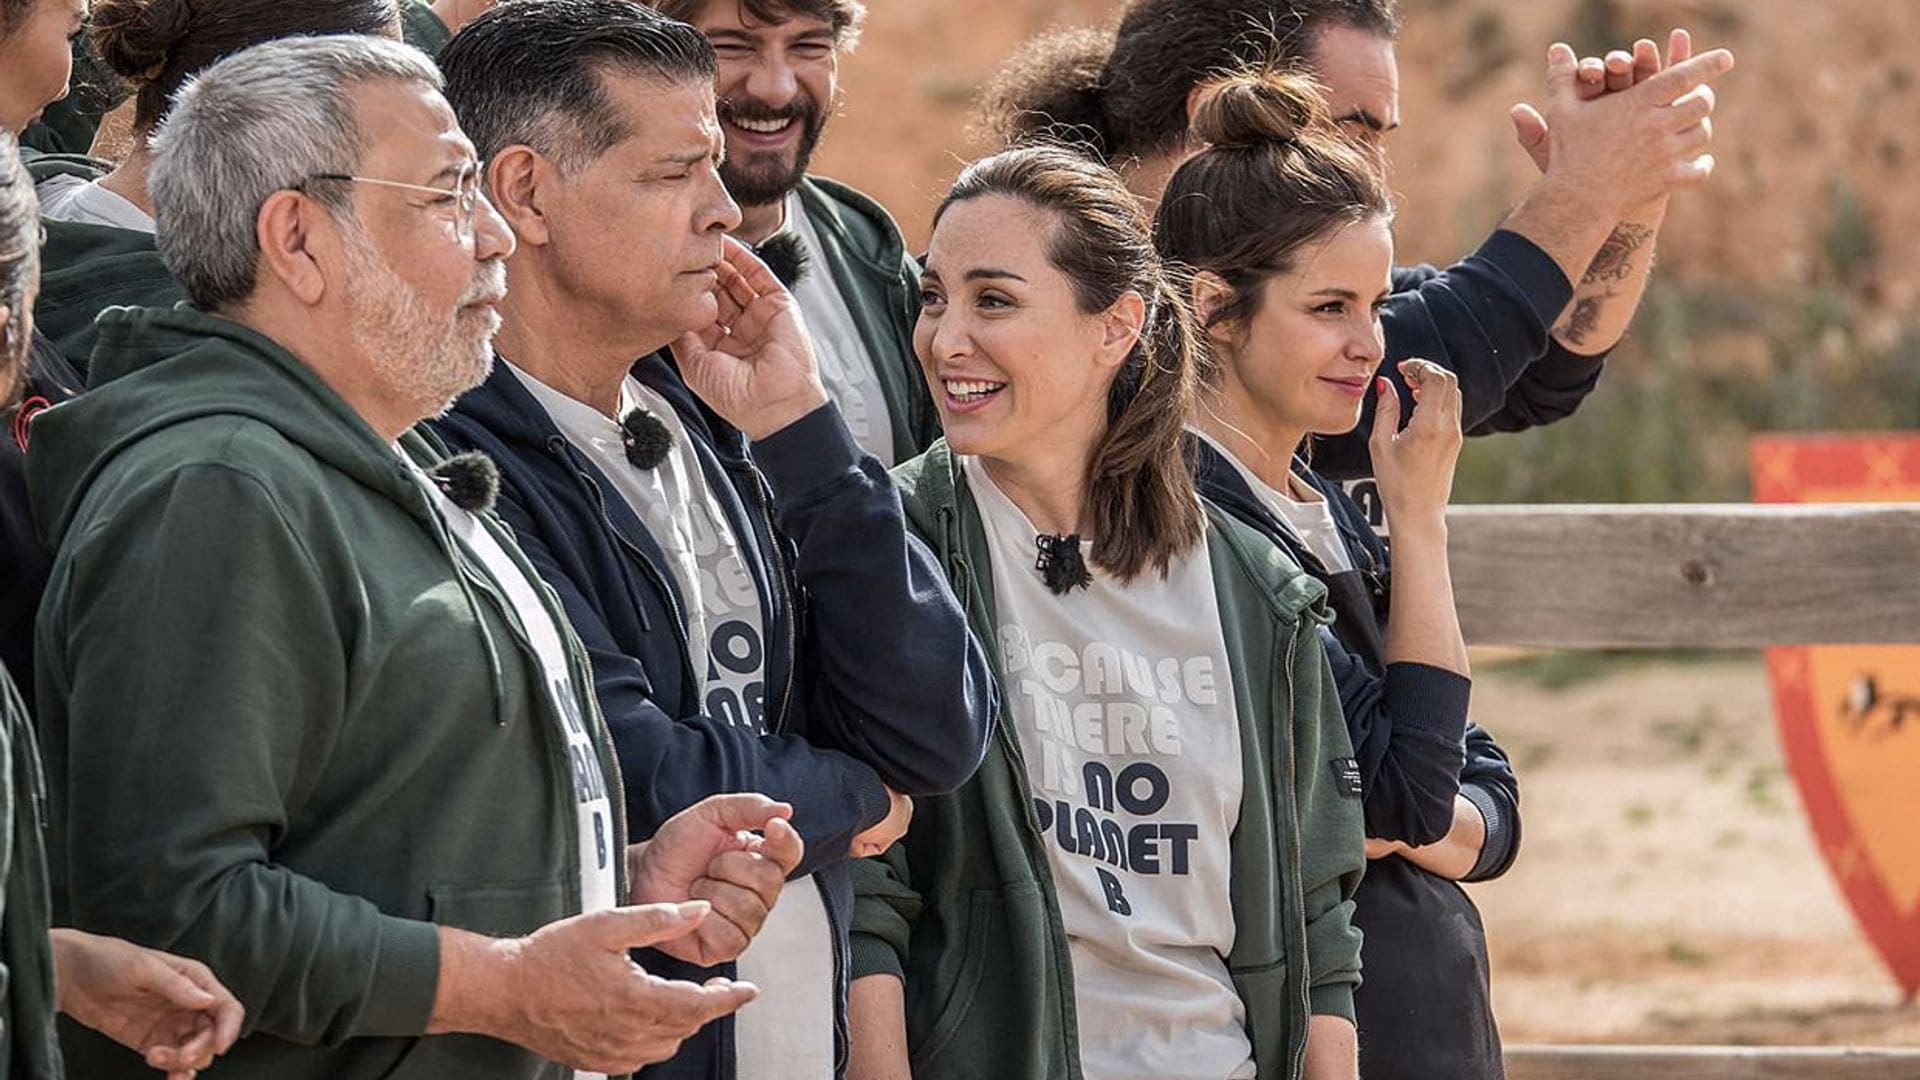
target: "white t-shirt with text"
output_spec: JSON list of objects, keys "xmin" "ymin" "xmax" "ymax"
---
[
  {"xmin": 965, "ymin": 456, "xmax": 1255, "ymax": 1080},
  {"xmin": 409, "ymin": 454, "xmax": 618, "ymax": 1080}
]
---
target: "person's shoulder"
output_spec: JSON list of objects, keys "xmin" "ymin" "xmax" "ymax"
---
[
  {"xmin": 399, "ymin": 0, "xmax": 452, "ymax": 55},
  {"xmin": 1203, "ymin": 498, "xmax": 1327, "ymax": 619},
  {"xmin": 799, "ymin": 175, "xmax": 909, "ymax": 259},
  {"xmin": 889, "ymin": 440, "xmax": 961, "ymax": 531}
]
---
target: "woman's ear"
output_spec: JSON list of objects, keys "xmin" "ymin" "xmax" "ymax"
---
[
  {"xmin": 486, "ymin": 146, "xmax": 553, "ymax": 248},
  {"xmin": 1189, "ymin": 270, "xmax": 1236, "ymax": 337},
  {"xmin": 1096, "ymin": 290, "xmax": 1148, "ymax": 371}
]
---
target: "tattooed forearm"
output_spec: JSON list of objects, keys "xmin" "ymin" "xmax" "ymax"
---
[
  {"xmin": 1559, "ymin": 295, "xmax": 1607, "ymax": 347},
  {"xmin": 1581, "ymin": 222, "xmax": 1656, "ymax": 285}
]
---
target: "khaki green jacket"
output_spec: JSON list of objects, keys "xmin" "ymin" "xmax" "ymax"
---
[{"xmin": 851, "ymin": 442, "xmax": 1366, "ymax": 1080}]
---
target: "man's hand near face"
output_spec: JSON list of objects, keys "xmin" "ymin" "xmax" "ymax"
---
[
  {"xmin": 627, "ymin": 793, "xmax": 806, "ymax": 967},
  {"xmin": 674, "ymin": 236, "xmax": 833, "ymax": 440}
]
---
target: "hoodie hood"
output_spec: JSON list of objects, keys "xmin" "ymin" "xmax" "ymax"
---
[
  {"xmin": 796, "ymin": 175, "xmax": 910, "ymax": 276},
  {"xmin": 28, "ymin": 304, "xmax": 429, "ymax": 549}
]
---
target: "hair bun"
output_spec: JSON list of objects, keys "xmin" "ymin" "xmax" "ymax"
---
[
  {"xmin": 91, "ymin": 0, "xmax": 195, "ymax": 84},
  {"xmin": 1189, "ymin": 69, "xmax": 1333, "ymax": 151}
]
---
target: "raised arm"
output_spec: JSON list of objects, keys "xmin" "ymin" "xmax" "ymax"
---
[{"xmin": 678, "ymin": 238, "xmax": 995, "ymax": 797}]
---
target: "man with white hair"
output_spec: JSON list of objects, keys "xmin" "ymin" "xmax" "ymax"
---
[{"xmin": 29, "ymin": 34, "xmax": 803, "ymax": 1079}]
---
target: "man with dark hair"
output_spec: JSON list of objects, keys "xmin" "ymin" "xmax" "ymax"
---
[
  {"xmin": 31, "ymin": 33, "xmax": 805, "ymax": 1079},
  {"xmin": 649, "ymin": 0, "xmax": 935, "ymax": 465},
  {"xmin": 431, "ymin": 4, "xmax": 993, "ymax": 1080}
]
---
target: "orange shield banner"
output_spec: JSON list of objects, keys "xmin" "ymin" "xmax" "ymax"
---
[{"xmin": 1751, "ymin": 434, "xmax": 1920, "ymax": 998}]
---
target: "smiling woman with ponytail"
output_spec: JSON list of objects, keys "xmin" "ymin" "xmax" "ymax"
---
[{"xmin": 843, "ymin": 141, "xmax": 1367, "ymax": 1080}]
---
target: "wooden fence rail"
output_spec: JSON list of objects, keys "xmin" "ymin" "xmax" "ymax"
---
[
  {"xmin": 1504, "ymin": 1044, "xmax": 1920, "ymax": 1079},
  {"xmin": 1448, "ymin": 504, "xmax": 1920, "ymax": 648}
]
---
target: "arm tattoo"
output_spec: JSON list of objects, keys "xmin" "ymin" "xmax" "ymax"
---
[
  {"xmin": 1581, "ymin": 222, "xmax": 1656, "ymax": 284},
  {"xmin": 1560, "ymin": 296, "xmax": 1605, "ymax": 347}
]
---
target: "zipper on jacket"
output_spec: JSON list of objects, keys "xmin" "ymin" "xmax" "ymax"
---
[
  {"xmin": 1281, "ymin": 628, "xmax": 1314, "ymax": 1079},
  {"xmin": 417, "ymin": 497, "xmax": 513, "ymax": 726},
  {"xmin": 940, "ymin": 497, "xmax": 1084, "ymax": 1078},
  {"xmin": 742, "ymin": 462, "xmax": 799, "ymax": 737},
  {"xmin": 472, "ymin": 504, "xmax": 631, "ymax": 911},
  {"xmin": 550, "ymin": 437, "xmax": 701, "ymax": 694}
]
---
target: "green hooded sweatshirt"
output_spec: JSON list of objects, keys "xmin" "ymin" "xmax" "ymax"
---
[
  {"xmin": 0, "ymin": 668, "xmax": 61, "ymax": 1080},
  {"xmin": 32, "ymin": 221, "xmax": 178, "ymax": 384},
  {"xmin": 850, "ymin": 442, "xmax": 1366, "ymax": 1080},
  {"xmin": 29, "ymin": 305, "xmax": 627, "ymax": 1079}
]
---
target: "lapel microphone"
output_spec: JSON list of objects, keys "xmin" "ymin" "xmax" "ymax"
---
[
  {"xmin": 754, "ymin": 231, "xmax": 812, "ymax": 289},
  {"xmin": 620, "ymin": 406, "xmax": 674, "ymax": 470},
  {"xmin": 428, "ymin": 451, "xmax": 500, "ymax": 515},
  {"xmin": 1034, "ymin": 533, "xmax": 1093, "ymax": 595}
]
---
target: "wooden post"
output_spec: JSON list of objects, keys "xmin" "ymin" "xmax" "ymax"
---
[
  {"xmin": 1505, "ymin": 1044, "xmax": 1920, "ymax": 1079},
  {"xmin": 1447, "ymin": 504, "xmax": 1920, "ymax": 648}
]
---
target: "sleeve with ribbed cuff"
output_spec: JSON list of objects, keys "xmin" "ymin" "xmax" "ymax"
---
[
  {"xmin": 1457, "ymin": 722, "xmax": 1522, "ymax": 883},
  {"xmin": 1460, "ymin": 783, "xmax": 1518, "ymax": 882},
  {"xmin": 1467, "ymin": 339, "xmax": 1610, "ymax": 435},
  {"xmin": 1323, "ymin": 631, "xmax": 1473, "ymax": 847}
]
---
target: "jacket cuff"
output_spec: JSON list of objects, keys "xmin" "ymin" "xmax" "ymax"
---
[
  {"xmin": 1461, "ymin": 781, "xmax": 1521, "ymax": 882},
  {"xmin": 849, "ymin": 932, "xmax": 906, "ymax": 982},
  {"xmin": 354, "ymin": 915, "xmax": 443, "ymax": 1037},
  {"xmin": 1480, "ymin": 230, "xmax": 1575, "ymax": 330},
  {"xmin": 754, "ymin": 403, "xmax": 868, "ymax": 510},
  {"xmin": 1381, "ymin": 662, "xmax": 1473, "ymax": 742},
  {"xmin": 847, "ymin": 765, "xmax": 896, "ymax": 837},
  {"xmin": 1540, "ymin": 336, "xmax": 1614, "ymax": 372},
  {"xmin": 1308, "ymin": 982, "xmax": 1357, "ymax": 1024}
]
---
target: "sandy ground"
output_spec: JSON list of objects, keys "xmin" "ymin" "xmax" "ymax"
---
[{"xmin": 1466, "ymin": 654, "xmax": 1920, "ymax": 1046}]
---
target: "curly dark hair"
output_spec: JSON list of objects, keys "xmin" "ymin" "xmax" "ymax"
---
[
  {"xmin": 982, "ymin": 0, "xmax": 1400, "ymax": 161},
  {"xmin": 649, "ymin": 0, "xmax": 865, "ymax": 50}
]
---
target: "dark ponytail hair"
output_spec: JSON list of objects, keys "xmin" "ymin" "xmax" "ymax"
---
[
  {"xmin": 980, "ymin": 0, "xmax": 1402, "ymax": 163},
  {"xmin": 0, "ymin": 131, "xmax": 38, "ymax": 406},
  {"xmin": 89, "ymin": 0, "xmax": 402, "ymax": 135},
  {"xmin": 935, "ymin": 144, "xmax": 1207, "ymax": 584},
  {"xmin": 1154, "ymin": 67, "xmax": 1392, "ymax": 345}
]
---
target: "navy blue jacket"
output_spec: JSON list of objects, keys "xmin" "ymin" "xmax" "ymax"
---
[
  {"xmin": 431, "ymin": 352, "xmax": 993, "ymax": 1080},
  {"xmin": 1194, "ymin": 438, "xmax": 1521, "ymax": 1079},
  {"xmin": 1313, "ymin": 229, "xmax": 1610, "ymax": 482}
]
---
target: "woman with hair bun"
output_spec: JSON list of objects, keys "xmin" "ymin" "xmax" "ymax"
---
[
  {"xmin": 979, "ymin": 0, "xmax": 1705, "ymax": 487},
  {"xmin": 1161, "ymin": 68, "xmax": 1520, "ymax": 1080},
  {"xmin": 846, "ymin": 142, "xmax": 1366, "ymax": 1080},
  {"xmin": 30, "ymin": 0, "xmax": 404, "ymax": 370},
  {"xmin": 0, "ymin": 129, "xmax": 246, "ymax": 1080}
]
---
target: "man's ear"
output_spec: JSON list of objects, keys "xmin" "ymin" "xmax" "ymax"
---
[
  {"xmin": 486, "ymin": 146, "xmax": 553, "ymax": 248},
  {"xmin": 1096, "ymin": 289, "xmax": 1147, "ymax": 371},
  {"xmin": 255, "ymin": 189, "xmax": 332, "ymax": 306}
]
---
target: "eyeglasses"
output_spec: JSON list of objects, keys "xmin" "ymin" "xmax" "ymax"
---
[{"xmin": 298, "ymin": 168, "xmax": 485, "ymax": 242}]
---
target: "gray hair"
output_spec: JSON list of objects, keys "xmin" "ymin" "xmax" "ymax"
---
[{"xmin": 149, "ymin": 34, "xmax": 442, "ymax": 311}]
